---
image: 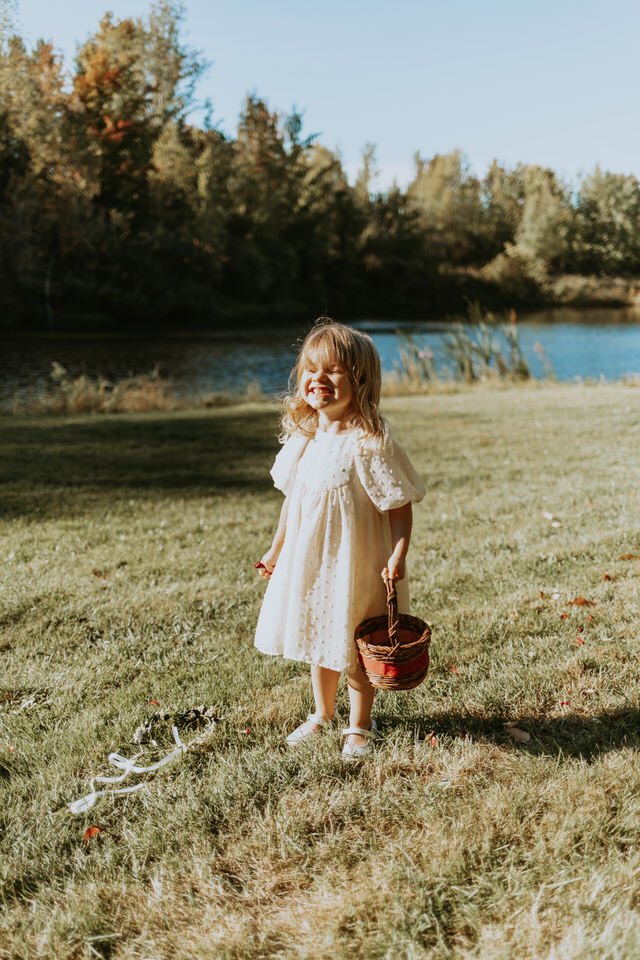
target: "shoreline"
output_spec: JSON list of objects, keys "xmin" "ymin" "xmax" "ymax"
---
[{"xmin": 2, "ymin": 274, "xmax": 640, "ymax": 336}]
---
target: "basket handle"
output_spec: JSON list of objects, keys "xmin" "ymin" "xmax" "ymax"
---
[{"xmin": 384, "ymin": 574, "xmax": 400, "ymax": 649}]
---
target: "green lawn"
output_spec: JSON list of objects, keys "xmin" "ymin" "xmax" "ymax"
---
[{"xmin": 1, "ymin": 385, "xmax": 639, "ymax": 959}]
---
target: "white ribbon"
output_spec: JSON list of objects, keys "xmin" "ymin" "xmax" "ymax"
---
[{"xmin": 68, "ymin": 726, "xmax": 187, "ymax": 815}]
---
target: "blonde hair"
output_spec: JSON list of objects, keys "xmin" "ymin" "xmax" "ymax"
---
[{"xmin": 281, "ymin": 318, "xmax": 385, "ymax": 438}]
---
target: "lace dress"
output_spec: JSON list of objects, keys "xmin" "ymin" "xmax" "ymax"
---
[{"xmin": 254, "ymin": 428, "xmax": 425, "ymax": 673}]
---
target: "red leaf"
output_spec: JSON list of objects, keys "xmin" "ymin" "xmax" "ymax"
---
[
  {"xmin": 449, "ymin": 666, "xmax": 459, "ymax": 674},
  {"xmin": 588, "ymin": 615, "xmax": 593, "ymax": 621},
  {"xmin": 428, "ymin": 731, "xmax": 437, "ymax": 746},
  {"xmin": 83, "ymin": 826, "xmax": 105, "ymax": 843},
  {"xmin": 561, "ymin": 613, "xmax": 568, "ymax": 619},
  {"xmin": 603, "ymin": 574, "xmax": 612, "ymax": 581},
  {"xmin": 618, "ymin": 554, "xmax": 640, "ymax": 560},
  {"xmin": 576, "ymin": 637, "xmax": 584, "ymax": 645},
  {"xmin": 539, "ymin": 591, "xmax": 544, "ymax": 598},
  {"xmin": 568, "ymin": 598, "xmax": 593, "ymax": 606},
  {"xmin": 150, "ymin": 700, "xmax": 159, "ymax": 706}
]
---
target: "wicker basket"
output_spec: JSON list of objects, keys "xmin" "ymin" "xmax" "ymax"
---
[{"xmin": 355, "ymin": 577, "xmax": 431, "ymax": 690}]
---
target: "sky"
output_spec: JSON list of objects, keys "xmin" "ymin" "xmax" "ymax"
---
[{"xmin": 10, "ymin": 0, "xmax": 640, "ymax": 190}]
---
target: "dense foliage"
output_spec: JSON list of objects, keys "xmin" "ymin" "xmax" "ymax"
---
[{"xmin": 2, "ymin": 2, "xmax": 639, "ymax": 329}]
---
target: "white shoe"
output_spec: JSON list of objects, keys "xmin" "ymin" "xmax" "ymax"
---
[
  {"xmin": 286, "ymin": 713, "xmax": 331, "ymax": 746},
  {"xmin": 341, "ymin": 719, "xmax": 378, "ymax": 759}
]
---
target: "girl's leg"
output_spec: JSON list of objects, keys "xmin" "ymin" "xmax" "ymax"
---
[
  {"xmin": 289, "ymin": 666, "xmax": 339, "ymax": 740},
  {"xmin": 311, "ymin": 665, "xmax": 340, "ymax": 720},
  {"xmin": 346, "ymin": 659, "xmax": 376, "ymax": 748}
]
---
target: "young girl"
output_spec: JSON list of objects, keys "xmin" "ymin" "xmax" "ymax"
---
[{"xmin": 254, "ymin": 319, "xmax": 425, "ymax": 758}]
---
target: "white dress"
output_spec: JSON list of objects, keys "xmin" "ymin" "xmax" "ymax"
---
[{"xmin": 254, "ymin": 428, "xmax": 426, "ymax": 673}]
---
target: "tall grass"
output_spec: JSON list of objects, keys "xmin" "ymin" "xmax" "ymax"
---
[
  {"xmin": 394, "ymin": 304, "xmax": 537, "ymax": 389},
  {"xmin": 6, "ymin": 363, "xmax": 269, "ymax": 416},
  {"xmin": 1, "ymin": 385, "xmax": 640, "ymax": 958}
]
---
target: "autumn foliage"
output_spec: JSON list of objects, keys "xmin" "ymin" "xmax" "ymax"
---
[{"xmin": 1, "ymin": 3, "xmax": 640, "ymax": 328}]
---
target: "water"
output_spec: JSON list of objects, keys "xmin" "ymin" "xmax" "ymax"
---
[{"xmin": 2, "ymin": 307, "xmax": 640, "ymax": 403}]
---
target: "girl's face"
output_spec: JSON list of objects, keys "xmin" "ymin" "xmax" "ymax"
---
[{"xmin": 299, "ymin": 350, "xmax": 354, "ymax": 423}]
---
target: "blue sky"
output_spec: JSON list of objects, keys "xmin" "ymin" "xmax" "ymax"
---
[{"xmin": 11, "ymin": 0, "xmax": 640, "ymax": 190}]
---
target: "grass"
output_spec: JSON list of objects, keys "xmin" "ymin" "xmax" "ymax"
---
[
  {"xmin": 1, "ymin": 384, "xmax": 640, "ymax": 959},
  {"xmin": 5, "ymin": 364, "xmax": 270, "ymax": 417}
]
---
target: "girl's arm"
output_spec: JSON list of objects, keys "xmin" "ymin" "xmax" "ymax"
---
[
  {"xmin": 256, "ymin": 496, "xmax": 289, "ymax": 578},
  {"xmin": 382, "ymin": 502, "xmax": 413, "ymax": 581}
]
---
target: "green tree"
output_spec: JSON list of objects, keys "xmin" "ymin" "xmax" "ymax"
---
[
  {"xmin": 407, "ymin": 150, "xmax": 485, "ymax": 264},
  {"xmin": 514, "ymin": 165, "xmax": 571, "ymax": 270},
  {"xmin": 480, "ymin": 161, "xmax": 526, "ymax": 258},
  {"xmin": 571, "ymin": 167, "xmax": 640, "ymax": 274}
]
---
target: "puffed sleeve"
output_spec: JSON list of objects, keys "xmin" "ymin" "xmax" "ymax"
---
[
  {"xmin": 355, "ymin": 434, "xmax": 425, "ymax": 512},
  {"xmin": 270, "ymin": 435, "xmax": 310, "ymax": 495}
]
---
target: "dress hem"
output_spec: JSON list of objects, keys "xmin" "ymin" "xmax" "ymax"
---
[{"xmin": 254, "ymin": 642, "xmax": 351, "ymax": 673}]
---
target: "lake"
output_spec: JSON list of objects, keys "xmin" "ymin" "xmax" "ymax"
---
[{"xmin": 2, "ymin": 306, "xmax": 640, "ymax": 404}]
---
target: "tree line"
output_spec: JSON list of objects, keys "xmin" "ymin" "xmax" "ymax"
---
[{"xmin": 2, "ymin": 1, "xmax": 640, "ymax": 330}]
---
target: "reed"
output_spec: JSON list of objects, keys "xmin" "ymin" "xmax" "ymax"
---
[
  {"xmin": 392, "ymin": 304, "xmax": 536, "ymax": 390},
  {"xmin": 6, "ymin": 364, "xmax": 269, "ymax": 416}
]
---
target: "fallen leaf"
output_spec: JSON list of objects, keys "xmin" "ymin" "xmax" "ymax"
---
[
  {"xmin": 505, "ymin": 725, "xmax": 530, "ymax": 743},
  {"xmin": 560, "ymin": 613, "xmax": 568, "ymax": 619},
  {"xmin": 576, "ymin": 637, "xmax": 584, "ymax": 645},
  {"xmin": 449, "ymin": 666, "xmax": 460, "ymax": 674},
  {"xmin": 618, "ymin": 554, "xmax": 640, "ymax": 560},
  {"xmin": 460, "ymin": 731, "xmax": 468, "ymax": 740},
  {"xmin": 568, "ymin": 598, "xmax": 593, "ymax": 606},
  {"xmin": 603, "ymin": 574, "xmax": 612, "ymax": 581},
  {"xmin": 588, "ymin": 615, "xmax": 594, "ymax": 622},
  {"xmin": 7, "ymin": 745, "xmax": 15, "ymax": 752},
  {"xmin": 539, "ymin": 590, "xmax": 545, "ymax": 598},
  {"xmin": 150, "ymin": 700, "xmax": 159, "ymax": 706},
  {"xmin": 92, "ymin": 568, "xmax": 108, "ymax": 579},
  {"xmin": 429, "ymin": 733, "xmax": 437, "ymax": 747},
  {"xmin": 83, "ymin": 826, "xmax": 105, "ymax": 843}
]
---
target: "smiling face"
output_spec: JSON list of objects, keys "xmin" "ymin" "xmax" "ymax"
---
[
  {"xmin": 300, "ymin": 354, "xmax": 354, "ymax": 424},
  {"xmin": 284, "ymin": 321, "xmax": 384, "ymax": 438}
]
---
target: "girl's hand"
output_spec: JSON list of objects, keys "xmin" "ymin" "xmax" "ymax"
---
[
  {"xmin": 381, "ymin": 553, "xmax": 406, "ymax": 582},
  {"xmin": 254, "ymin": 551, "xmax": 277, "ymax": 579}
]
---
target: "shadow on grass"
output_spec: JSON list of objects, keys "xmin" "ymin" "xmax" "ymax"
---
[
  {"xmin": 0, "ymin": 407, "xmax": 281, "ymax": 517},
  {"xmin": 390, "ymin": 707, "xmax": 640, "ymax": 761}
]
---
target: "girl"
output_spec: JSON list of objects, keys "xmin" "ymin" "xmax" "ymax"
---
[{"xmin": 254, "ymin": 319, "xmax": 425, "ymax": 758}]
